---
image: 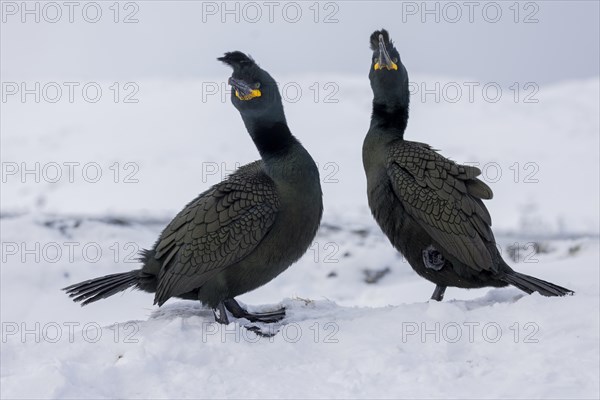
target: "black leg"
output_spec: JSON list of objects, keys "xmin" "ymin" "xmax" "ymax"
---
[
  {"xmin": 213, "ymin": 301, "xmax": 230, "ymax": 325},
  {"xmin": 431, "ymin": 285, "xmax": 447, "ymax": 302},
  {"xmin": 223, "ymin": 298, "xmax": 286, "ymax": 323}
]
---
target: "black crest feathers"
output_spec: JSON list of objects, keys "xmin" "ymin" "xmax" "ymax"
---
[
  {"xmin": 370, "ymin": 29, "xmax": 392, "ymax": 51},
  {"xmin": 217, "ymin": 51, "xmax": 256, "ymax": 68}
]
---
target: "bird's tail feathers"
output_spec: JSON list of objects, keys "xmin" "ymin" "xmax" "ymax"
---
[
  {"xmin": 63, "ymin": 270, "xmax": 140, "ymax": 305},
  {"xmin": 502, "ymin": 271, "xmax": 573, "ymax": 297}
]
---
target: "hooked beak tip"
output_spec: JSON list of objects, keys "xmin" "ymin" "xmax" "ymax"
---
[{"xmin": 228, "ymin": 77, "xmax": 249, "ymax": 96}]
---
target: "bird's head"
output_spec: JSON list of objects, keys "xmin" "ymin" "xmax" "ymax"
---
[
  {"xmin": 368, "ymin": 29, "xmax": 409, "ymax": 108},
  {"xmin": 218, "ymin": 51, "xmax": 284, "ymax": 121}
]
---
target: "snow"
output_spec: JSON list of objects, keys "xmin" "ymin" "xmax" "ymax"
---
[{"xmin": 1, "ymin": 76, "xmax": 599, "ymax": 399}]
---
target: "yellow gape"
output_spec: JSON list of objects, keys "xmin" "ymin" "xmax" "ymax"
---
[
  {"xmin": 235, "ymin": 89, "xmax": 262, "ymax": 101},
  {"xmin": 374, "ymin": 62, "xmax": 398, "ymax": 71}
]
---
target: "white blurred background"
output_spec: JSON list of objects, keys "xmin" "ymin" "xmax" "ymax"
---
[{"xmin": 2, "ymin": 1, "xmax": 599, "ymax": 83}]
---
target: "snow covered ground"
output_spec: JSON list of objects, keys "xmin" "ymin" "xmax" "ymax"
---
[{"xmin": 1, "ymin": 76, "xmax": 599, "ymax": 399}]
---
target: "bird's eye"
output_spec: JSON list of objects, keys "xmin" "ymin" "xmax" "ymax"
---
[
  {"xmin": 392, "ymin": 58, "xmax": 398, "ymax": 63},
  {"xmin": 254, "ymin": 82, "xmax": 261, "ymax": 89}
]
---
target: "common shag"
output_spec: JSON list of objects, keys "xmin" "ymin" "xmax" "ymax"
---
[
  {"xmin": 64, "ymin": 51, "xmax": 323, "ymax": 324},
  {"xmin": 362, "ymin": 30, "xmax": 573, "ymax": 301}
]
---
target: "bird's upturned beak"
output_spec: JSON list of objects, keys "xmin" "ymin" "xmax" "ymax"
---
[
  {"xmin": 228, "ymin": 77, "xmax": 261, "ymax": 101},
  {"xmin": 374, "ymin": 34, "xmax": 398, "ymax": 71}
]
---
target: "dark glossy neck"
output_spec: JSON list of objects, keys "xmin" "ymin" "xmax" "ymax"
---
[
  {"xmin": 371, "ymin": 100, "xmax": 409, "ymax": 137},
  {"xmin": 242, "ymin": 115, "xmax": 298, "ymax": 159}
]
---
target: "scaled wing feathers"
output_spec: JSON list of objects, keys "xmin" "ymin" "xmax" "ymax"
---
[
  {"xmin": 152, "ymin": 161, "xmax": 279, "ymax": 305},
  {"xmin": 387, "ymin": 141, "xmax": 495, "ymax": 271}
]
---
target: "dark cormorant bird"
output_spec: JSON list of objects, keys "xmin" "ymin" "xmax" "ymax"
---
[
  {"xmin": 362, "ymin": 29, "xmax": 573, "ymax": 301},
  {"xmin": 64, "ymin": 51, "xmax": 323, "ymax": 324}
]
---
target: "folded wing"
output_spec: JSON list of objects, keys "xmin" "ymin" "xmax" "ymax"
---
[
  {"xmin": 387, "ymin": 141, "xmax": 495, "ymax": 271},
  {"xmin": 152, "ymin": 162, "xmax": 280, "ymax": 305}
]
